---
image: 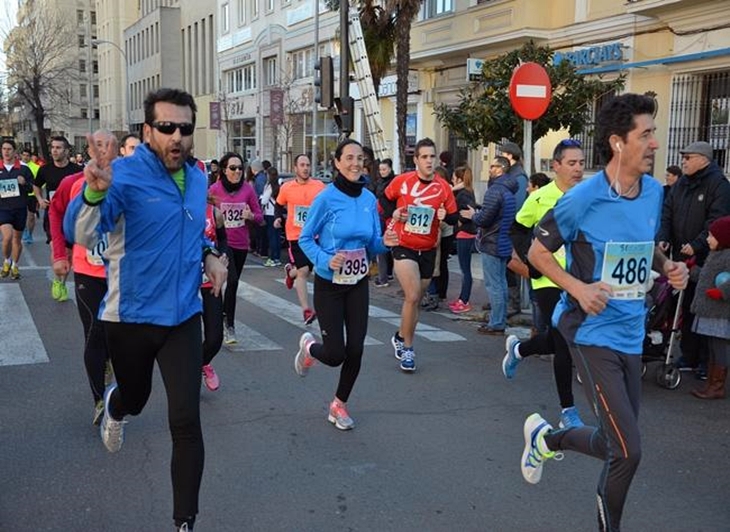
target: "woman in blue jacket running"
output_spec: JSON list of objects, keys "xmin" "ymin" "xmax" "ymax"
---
[{"xmin": 295, "ymin": 139, "xmax": 398, "ymax": 430}]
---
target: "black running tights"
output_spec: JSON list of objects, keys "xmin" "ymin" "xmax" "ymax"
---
[
  {"xmin": 310, "ymin": 275, "xmax": 369, "ymax": 403},
  {"xmin": 545, "ymin": 345, "xmax": 642, "ymax": 532},
  {"xmin": 74, "ymin": 272, "xmax": 108, "ymax": 403},
  {"xmin": 103, "ymin": 314, "xmax": 204, "ymax": 526},
  {"xmin": 223, "ymin": 247, "xmax": 248, "ymax": 329},
  {"xmin": 516, "ymin": 287, "xmax": 575, "ymax": 408}
]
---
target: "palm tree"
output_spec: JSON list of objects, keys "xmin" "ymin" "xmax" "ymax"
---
[
  {"xmin": 360, "ymin": 0, "xmax": 396, "ymax": 95},
  {"xmin": 387, "ymin": 0, "xmax": 423, "ymax": 171}
]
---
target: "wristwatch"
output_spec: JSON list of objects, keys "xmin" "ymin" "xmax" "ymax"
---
[{"xmin": 203, "ymin": 246, "xmax": 222, "ymax": 259}]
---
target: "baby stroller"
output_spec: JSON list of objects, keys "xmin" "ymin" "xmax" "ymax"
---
[{"xmin": 642, "ymin": 272, "xmax": 684, "ymax": 389}]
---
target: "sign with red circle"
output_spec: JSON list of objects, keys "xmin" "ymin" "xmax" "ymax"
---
[{"xmin": 509, "ymin": 63, "xmax": 552, "ymax": 120}]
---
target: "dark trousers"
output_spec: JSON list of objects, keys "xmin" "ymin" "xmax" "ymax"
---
[
  {"xmin": 104, "ymin": 314, "xmax": 204, "ymax": 524},
  {"xmin": 74, "ymin": 272, "xmax": 109, "ymax": 403},
  {"xmin": 224, "ymin": 248, "xmax": 248, "ymax": 329},
  {"xmin": 428, "ymin": 234, "xmax": 454, "ymax": 299},
  {"xmin": 680, "ymin": 280, "xmax": 707, "ymax": 366},
  {"xmin": 518, "ymin": 287, "xmax": 574, "ymax": 408},
  {"xmin": 201, "ymin": 287, "xmax": 223, "ymax": 365},
  {"xmin": 456, "ymin": 238, "xmax": 474, "ymax": 303},
  {"xmin": 265, "ymin": 215, "xmax": 281, "ymax": 262},
  {"xmin": 545, "ymin": 345, "xmax": 642, "ymax": 532},
  {"xmin": 310, "ymin": 275, "xmax": 369, "ymax": 403},
  {"xmin": 255, "ymin": 224, "xmax": 268, "ymax": 257}
]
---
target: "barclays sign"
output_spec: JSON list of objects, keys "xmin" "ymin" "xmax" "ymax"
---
[{"xmin": 554, "ymin": 43, "xmax": 624, "ymax": 67}]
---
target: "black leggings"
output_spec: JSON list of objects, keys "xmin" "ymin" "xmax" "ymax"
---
[
  {"xmin": 201, "ymin": 287, "xmax": 223, "ymax": 366},
  {"xmin": 74, "ymin": 272, "xmax": 109, "ymax": 403},
  {"xmin": 310, "ymin": 274, "xmax": 369, "ymax": 403},
  {"xmin": 103, "ymin": 314, "xmax": 204, "ymax": 525},
  {"xmin": 516, "ymin": 287, "xmax": 574, "ymax": 408},
  {"xmin": 545, "ymin": 345, "xmax": 642, "ymax": 532},
  {"xmin": 223, "ymin": 248, "xmax": 248, "ymax": 329}
]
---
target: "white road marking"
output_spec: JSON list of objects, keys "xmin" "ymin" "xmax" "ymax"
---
[
  {"xmin": 238, "ymin": 280, "xmax": 383, "ymax": 346},
  {"xmin": 0, "ymin": 284, "xmax": 49, "ymax": 366},
  {"xmin": 224, "ymin": 321, "xmax": 282, "ymax": 352}
]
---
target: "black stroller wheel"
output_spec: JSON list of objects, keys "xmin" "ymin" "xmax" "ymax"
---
[{"xmin": 655, "ymin": 364, "xmax": 681, "ymax": 389}]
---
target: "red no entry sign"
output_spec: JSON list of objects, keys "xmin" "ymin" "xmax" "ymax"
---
[{"xmin": 509, "ymin": 62, "xmax": 552, "ymax": 120}]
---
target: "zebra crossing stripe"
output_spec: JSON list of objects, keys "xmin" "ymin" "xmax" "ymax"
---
[
  {"xmin": 224, "ymin": 321, "xmax": 282, "ymax": 352},
  {"xmin": 0, "ymin": 284, "xmax": 50, "ymax": 366},
  {"xmin": 237, "ymin": 280, "xmax": 383, "ymax": 346},
  {"xmin": 275, "ymin": 279, "xmax": 465, "ymax": 342}
]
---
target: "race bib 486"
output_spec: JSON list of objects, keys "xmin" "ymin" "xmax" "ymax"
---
[{"xmin": 600, "ymin": 241, "xmax": 653, "ymax": 299}]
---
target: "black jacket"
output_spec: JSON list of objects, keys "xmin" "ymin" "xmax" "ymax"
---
[
  {"xmin": 454, "ymin": 187, "xmax": 477, "ymax": 235},
  {"xmin": 658, "ymin": 161, "xmax": 730, "ymax": 265}
]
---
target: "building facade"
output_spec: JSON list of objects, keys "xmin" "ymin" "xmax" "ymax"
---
[{"xmin": 10, "ymin": 0, "xmax": 100, "ymax": 155}]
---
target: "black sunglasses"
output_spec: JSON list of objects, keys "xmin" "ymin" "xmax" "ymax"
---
[
  {"xmin": 150, "ymin": 121, "xmax": 195, "ymax": 136},
  {"xmin": 227, "ymin": 165, "xmax": 243, "ymax": 171}
]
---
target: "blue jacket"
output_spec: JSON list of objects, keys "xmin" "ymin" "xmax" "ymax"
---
[
  {"xmin": 63, "ymin": 143, "xmax": 210, "ymax": 326},
  {"xmin": 299, "ymin": 179, "xmax": 387, "ymax": 281},
  {"xmin": 473, "ymin": 172, "xmax": 518, "ymax": 258}
]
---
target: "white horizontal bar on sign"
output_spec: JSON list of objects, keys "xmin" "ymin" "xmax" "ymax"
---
[
  {"xmin": 0, "ymin": 285, "xmax": 49, "ymax": 366},
  {"xmin": 516, "ymin": 84, "xmax": 547, "ymax": 98}
]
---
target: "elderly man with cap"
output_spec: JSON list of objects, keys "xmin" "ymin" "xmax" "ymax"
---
[{"xmin": 658, "ymin": 140, "xmax": 730, "ymax": 376}]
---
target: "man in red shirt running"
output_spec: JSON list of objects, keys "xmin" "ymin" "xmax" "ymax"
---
[{"xmin": 381, "ymin": 138, "xmax": 458, "ymax": 372}]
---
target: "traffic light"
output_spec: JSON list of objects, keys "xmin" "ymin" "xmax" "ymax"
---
[
  {"xmin": 334, "ymin": 96, "xmax": 355, "ymax": 134},
  {"xmin": 320, "ymin": 56, "xmax": 334, "ymax": 109},
  {"xmin": 313, "ymin": 59, "xmax": 322, "ymax": 105}
]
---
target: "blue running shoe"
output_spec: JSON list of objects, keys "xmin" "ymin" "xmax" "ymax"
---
[
  {"xmin": 391, "ymin": 332, "xmax": 405, "ymax": 360},
  {"xmin": 400, "ymin": 348, "xmax": 416, "ymax": 372},
  {"xmin": 558, "ymin": 406, "xmax": 584, "ymax": 429},
  {"xmin": 502, "ymin": 335, "xmax": 522, "ymax": 379},
  {"xmin": 521, "ymin": 413, "xmax": 561, "ymax": 484}
]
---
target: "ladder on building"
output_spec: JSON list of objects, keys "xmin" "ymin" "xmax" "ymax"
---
[{"xmin": 347, "ymin": 0, "xmax": 389, "ymax": 161}]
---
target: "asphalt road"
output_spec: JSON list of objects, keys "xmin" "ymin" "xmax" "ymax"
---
[{"xmin": 1, "ymin": 238, "xmax": 728, "ymax": 531}]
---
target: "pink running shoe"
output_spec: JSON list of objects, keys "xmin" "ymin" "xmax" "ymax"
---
[
  {"xmin": 284, "ymin": 263, "xmax": 295, "ymax": 290},
  {"xmin": 294, "ymin": 332, "xmax": 316, "ymax": 376},
  {"xmin": 449, "ymin": 299, "xmax": 472, "ymax": 314},
  {"xmin": 202, "ymin": 364, "xmax": 220, "ymax": 391},
  {"xmin": 328, "ymin": 399, "xmax": 354, "ymax": 430}
]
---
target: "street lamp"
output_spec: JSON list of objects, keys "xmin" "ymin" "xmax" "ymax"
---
[{"xmin": 91, "ymin": 38, "xmax": 130, "ymax": 132}]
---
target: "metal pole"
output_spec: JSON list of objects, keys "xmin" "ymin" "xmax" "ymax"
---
[
  {"xmin": 311, "ymin": 0, "xmax": 319, "ymax": 174},
  {"xmin": 92, "ymin": 39, "xmax": 130, "ymax": 132},
  {"xmin": 339, "ymin": 0, "xmax": 349, "ymax": 137},
  {"xmin": 87, "ymin": 13, "xmax": 93, "ymax": 134},
  {"xmin": 523, "ymin": 119, "xmax": 532, "ymax": 177}
]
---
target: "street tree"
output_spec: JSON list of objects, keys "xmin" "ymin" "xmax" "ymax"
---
[
  {"xmin": 389, "ymin": 0, "xmax": 423, "ymax": 171},
  {"xmin": 434, "ymin": 41, "xmax": 626, "ymax": 159},
  {"xmin": 3, "ymin": 0, "xmax": 77, "ymax": 159}
]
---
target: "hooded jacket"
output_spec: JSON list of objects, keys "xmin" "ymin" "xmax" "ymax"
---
[
  {"xmin": 63, "ymin": 143, "xmax": 210, "ymax": 326},
  {"xmin": 473, "ymin": 172, "xmax": 518, "ymax": 258},
  {"xmin": 658, "ymin": 161, "xmax": 730, "ymax": 265}
]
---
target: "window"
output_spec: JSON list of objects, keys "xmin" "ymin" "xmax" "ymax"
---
[
  {"xmin": 423, "ymin": 0, "xmax": 452, "ymax": 19},
  {"xmin": 227, "ymin": 64, "xmax": 257, "ymax": 93},
  {"xmin": 77, "ymin": 10, "xmax": 84, "ymax": 24},
  {"xmin": 79, "ymin": 59, "xmax": 86, "ymax": 73},
  {"xmin": 222, "ymin": 3, "xmax": 230, "ymax": 33},
  {"xmin": 238, "ymin": 0, "xmax": 246, "ymax": 24},
  {"xmin": 264, "ymin": 56, "xmax": 278, "ymax": 87},
  {"xmin": 81, "ymin": 108, "xmax": 88, "ymax": 119},
  {"xmin": 290, "ymin": 48, "xmax": 314, "ymax": 80},
  {"xmin": 80, "ymin": 85, "xmax": 87, "ymax": 98},
  {"xmin": 90, "ymin": 11, "xmax": 97, "ymax": 25},
  {"xmin": 93, "ymin": 60, "xmax": 99, "ymax": 74},
  {"xmin": 78, "ymin": 35, "xmax": 85, "ymax": 47},
  {"xmin": 94, "ymin": 108, "xmax": 100, "ymax": 119},
  {"xmin": 93, "ymin": 85, "xmax": 99, "ymax": 98},
  {"xmin": 252, "ymin": 0, "xmax": 259, "ymax": 19}
]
